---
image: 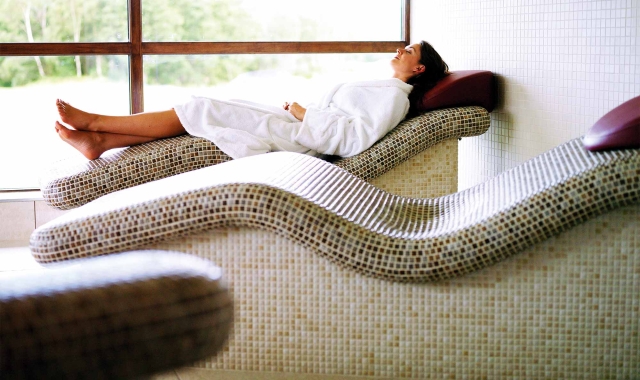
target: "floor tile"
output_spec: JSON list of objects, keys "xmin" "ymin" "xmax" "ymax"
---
[
  {"xmin": 176, "ymin": 367, "xmax": 376, "ymax": 380},
  {"xmin": 0, "ymin": 202, "xmax": 35, "ymax": 244},
  {"xmin": 35, "ymin": 200, "xmax": 69, "ymax": 228},
  {"xmin": 150, "ymin": 370, "xmax": 181, "ymax": 380}
]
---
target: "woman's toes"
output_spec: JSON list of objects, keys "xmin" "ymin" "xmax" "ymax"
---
[
  {"xmin": 56, "ymin": 99, "xmax": 68, "ymax": 114},
  {"xmin": 55, "ymin": 121, "xmax": 65, "ymax": 133},
  {"xmin": 55, "ymin": 99, "xmax": 95, "ymax": 130},
  {"xmin": 55, "ymin": 122, "xmax": 103, "ymax": 160}
]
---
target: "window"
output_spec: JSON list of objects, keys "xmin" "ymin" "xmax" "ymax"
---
[
  {"xmin": 0, "ymin": 0, "xmax": 409, "ymax": 190},
  {"xmin": 142, "ymin": 0, "xmax": 402, "ymax": 42}
]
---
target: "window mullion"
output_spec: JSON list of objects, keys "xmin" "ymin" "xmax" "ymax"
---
[
  {"xmin": 0, "ymin": 43, "xmax": 130, "ymax": 56},
  {"xmin": 128, "ymin": 0, "xmax": 143, "ymax": 114},
  {"xmin": 403, "ymin": 0, "xmax": 411, "ymax": 45},
  {"xmin": 0, "ymin": 1, "xmax": 411, "ymax": 115},
  {"xmin": 141, "ymin": 41, "xmax": 405, "ymax": 55}
]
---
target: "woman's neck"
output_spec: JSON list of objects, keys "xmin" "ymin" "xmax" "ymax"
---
[{"xmin": 392, "ymin": 74, "xmax": 412, "ymax": 83}]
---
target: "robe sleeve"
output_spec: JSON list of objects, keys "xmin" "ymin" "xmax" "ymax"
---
[{"xmin": 293, "ymin": 83, "xmax": 411, "ymax": 157}]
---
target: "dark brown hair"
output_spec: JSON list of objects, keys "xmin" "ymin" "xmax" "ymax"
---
[{"xmin": 407, "ymin": 41, "xmax": 449, "ymax": 117}]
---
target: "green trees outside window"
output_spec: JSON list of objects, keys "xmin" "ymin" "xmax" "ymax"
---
[
  {"xmin": 0, "ymin": 0, "xmax": 407, "ymax": 190},
  {"xmin": 2, "ymin": 0, "xmax": 403, "ymax": 88},
  {"xmin": 0, "ymin": 0, "xmax": 127, "ymax": 86}
]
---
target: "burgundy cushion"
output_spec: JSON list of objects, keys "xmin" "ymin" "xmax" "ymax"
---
[
  {"xmin": 583, "ymin": 96, "xmax": 640, "ymax": 151},
  {"xmin": 417, "ymin": 70, "xmax": 495, "ymax": 113}
]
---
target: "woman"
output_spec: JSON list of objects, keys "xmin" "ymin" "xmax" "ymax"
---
[{"xmin": 55, "ymin": 41, "xmax": 448, "ymax": 160}]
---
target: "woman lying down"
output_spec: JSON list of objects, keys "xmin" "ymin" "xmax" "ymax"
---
[{"xmin": 55, "ymin": 41, "xmax": 448, "ymax": 161}]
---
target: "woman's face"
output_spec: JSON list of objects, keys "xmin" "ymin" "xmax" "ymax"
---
[{"xmin": 390, "ymin": 43, "xmax": 424, "ymax": 81}]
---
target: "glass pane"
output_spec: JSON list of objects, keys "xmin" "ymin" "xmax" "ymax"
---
[
  {"xmin": 0, "ymin": 0, "xmax": 128, "ymax": 43},
  {"xmin": 142, "ymin": 0, "xmax": 402, "ymax": 42},
  {"xmin": 144, "ymin": 53, "xmax": 393, "ymax": 111},
  {"xmin": 0, "ymin": 55, "xmax": 129, "ymax": 190}
]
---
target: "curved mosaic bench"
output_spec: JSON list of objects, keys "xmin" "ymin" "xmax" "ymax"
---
[
  {"xmin": 332, "ymin": 105, "xmax": 488, "ymax": 180},
  {"xmin": 41, "ymin": 106, "xmax": 490, "ymax": 210},
  {"xmin": 41, "ymin": 134, "xmax": 233, "ymax": 210},
  {"xmin": 31, "ymin": 138, "xmax": 639, "ymax": 282},
  {"xmin": 0, "ymin": 250, "xmax": 233, "ymax": 380}
]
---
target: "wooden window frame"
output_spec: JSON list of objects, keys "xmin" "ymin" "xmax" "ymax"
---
[{"xmin": 0, "ymin": 0, "xmax": 410, "ymax": 114}]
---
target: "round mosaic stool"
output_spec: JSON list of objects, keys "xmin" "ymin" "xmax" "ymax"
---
[{"xmin": 0, "ymin": 250, "xmax": 233, "ymax": 380}]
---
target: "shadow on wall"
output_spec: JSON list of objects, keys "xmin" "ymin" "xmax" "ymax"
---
[
  {"xmin": 459, "ymin": 73, "xmax": 514, "ymax": 189},
  {"xmin": 493, "ymin": 73, "xmax": 506, "ymax": 111},
  {"xmin": 492, "ymin": 73, "xmax": 515, "ymax": 175}
]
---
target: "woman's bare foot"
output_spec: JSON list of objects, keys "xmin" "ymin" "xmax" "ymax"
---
[
  {"xmin": 55, "ymin": 121, "xmax": 106, "ymax": 160},
  {"xmin": 56, "ymin": 99, "xmax": 99, "ymax": 131}
]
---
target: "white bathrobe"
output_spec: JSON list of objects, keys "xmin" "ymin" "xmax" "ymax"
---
[{"xmin": 174, "ymin": 78, "xmax": 412, "ymax": 159}]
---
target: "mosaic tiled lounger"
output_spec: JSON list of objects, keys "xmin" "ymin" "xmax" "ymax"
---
[
  {"xmin": 42, "ymin": 106, "xmax": 489, "ymax": 210},
  {"xmin": 41, "ymin": 70, "xmax": 495, "ymax": 210},
  {"xmin": 0, "ymin": 251, "xmax": 233, "ymax": 379},
  {"xmin": 28, "ymin": 96, "xmax": 640, "ymax": 378},
  {"xmin": 31, "ymin": 137, "xmax": 639, "ymax": 282}
]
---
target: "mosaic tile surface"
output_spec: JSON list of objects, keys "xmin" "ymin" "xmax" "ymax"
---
[
  {"xmin": 28, "ymin": 140, "xmax": 640, "ymax": 378},
  {"xmin": 41, "ymin": 106, "xmax": 489, "ymax": 210},
  {"xmin": 369, "ymin": 138, "xmax": 458, "ymax": 198},
  {"xmin": 31, "ymin": 139, "xmax": 639, "ymax": 283},
  {"xmin": 0, "ymin": 251, "xmax": 233, "ymax": 379},
  {"xmin": 41, "ymin": 135, "xmax": 232, "ymax": 210},
  {"xmin": 333, "ymin": 106, "xmax": 489, "ymax": 181},
  {"xmin": 154, "ymin": 206, "xmax": 639, "ymax": 378}
]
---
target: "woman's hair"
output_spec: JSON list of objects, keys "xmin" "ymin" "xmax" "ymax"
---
[{"xmin": 407, "ymin": 41, "xmax": 449, "ymax": 117}]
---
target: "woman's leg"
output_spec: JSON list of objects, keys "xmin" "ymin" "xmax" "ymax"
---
[
  {"xmin": 56, "ymin": 99, "xmax": 186, "ymax": 138},
  {"xmin": 55, "ymin": 122, "xmax": 158, "ymax": 160}
]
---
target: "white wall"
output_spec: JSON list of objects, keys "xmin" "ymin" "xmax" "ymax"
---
[{"xmin": 412, "ymin": 0, "xmax": 639, "ymax": 189}]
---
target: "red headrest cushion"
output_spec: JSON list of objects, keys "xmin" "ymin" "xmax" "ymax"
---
[
  {"xmin": 417, "ymin": 70, "xmax": 495, "ymax": 113},
  {"xmin": 583, "ymin": 96, "xmax": 640, "ymax": 151}
]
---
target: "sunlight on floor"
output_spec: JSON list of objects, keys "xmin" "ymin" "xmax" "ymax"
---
[{"xmin": 0, "ymin": 246, "xmax": 43, "ymax": 273}]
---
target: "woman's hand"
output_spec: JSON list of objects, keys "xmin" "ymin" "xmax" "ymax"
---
[{"xmin": 283, "ymin": 101, "xmax": 306, "ymax": 121}]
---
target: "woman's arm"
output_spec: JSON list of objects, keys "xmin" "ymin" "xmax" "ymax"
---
[{"xmin": 293, "ymin": 86, "xmax": 410, "ymax": 157}]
